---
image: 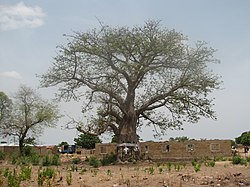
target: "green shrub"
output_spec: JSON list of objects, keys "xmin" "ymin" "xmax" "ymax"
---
[
  {"xmin": 232, "ymin": 156, "xmax": 242, "ymax": 165},
  {"xmin": 17, "ymin": 156, "xmax": 30, "ymax": 165},
  {"xmin": 88, "ymin": 157, "xmax": 100, "ymax": 168},
  {"xmin": 19, "ymin": 166, "xmax": 32, "ymax": 181},
  {"xmin": 7, "ymin": 169, "xmax": 20, "ymax": 187},
  {"xmin": 100, "ymin": 153, "xmax": 117, "ymax": 166},
  {"xmin": 51, "ymin": 154, "xmax": 60, "ymax": 166},
  {"xmin": 191, "ymin": 159, "xmax": 197, "ymax": 167},
  {"xmin": 42, "ymin": 167, "xmax": 55, "ymax": 179},
  {"xmin": 42, "ymin": 155, "xmax": 51, "ymax": 166},
  {"xmin": 29, "ymin": 154, "xmax": 40, "ymax": 166},
  {"xmin": 23, "ymin": 146, "xmax": 35, "ymax": 156},
  {"xmin": 246, "ymin": 157, "xmax": 250, "ymax": 162},
  {"xmin": 38, "ymin": 167, "xmax": 56, "ymax": 186},
  {"xmin": 71, "ymin": 157, "xmax": 81, "ymax": 165},
  {"xmin": 194, "ymin": 163, "xmax": 201, "ymax": 172},
  {"xmin": 3, "ymin": 168, "xmax": 9, "ymax": 177},
  {"xmin": 11, "ymin": 154, "xmax": 18, "ymax": 165},
  {"xmin": 205, "ymin": 160, "xmax": 216, "ymax": 167},
  {"xmin": 192, "ymin": 160, "xmax": 201, "ymax": 172},
  {"xmin": 209, "ymin": 160, "xmax": 216, "ymax": 167},
  {"xmin": 240, "ymin": 158, "xmax": 247, "ymax": 166}
]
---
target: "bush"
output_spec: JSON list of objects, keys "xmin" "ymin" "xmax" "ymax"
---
[
  {"xmin": 100, "ymin": 153, "xmax": 117, "ymax": 166},
  {"xmin": 205, "ymin": 160, "xmax": 215, "ymax": 167},
  {"xmin": 29, "ymin": 154, "xmax": 40, "ymax": 166},
  {"xmin": 194, "ymin": 163, "xmax": 201, "ymax": 172},
  {"xmin": 88, "ymin": 156, "xmax": 100, "ymax": 168},
  {"xmin": 19, "ymin": 166, "xmax": 32, "ymax": 181},
  {"xmin": 246, "ymin": 157, "xmax": 250, "ymax": 162},
  {"xmin": 38, "ymin": 167, "xmax": 56, "ymax": 186},
  {"xmin": 71, "ymin": 157, "xmax": 81, "ymax": 164},
  {"xmin": 11, "ymin": 154, "xmax": 18, "ymax": 165},
  {"xmin": 51, "ymin": 154, "xmax": 60, "ymax": 166},
  {"xmin": 7, "ymin": 169, "xmax": 20, "ymax": 187},
  {"xmin": 209, "ymin": 161, "xmax": 215, "ymax": 167},
  {"xmin": 42, "ymin": 155, "xmax": 51, "ymax": 166},
  {"xmin": 17, "ymin": 156, "xmax": 30, "ymax": 165},
  {"xmin": 232, "ymin": 156, "xmax": 242, "ymax": 165},
  {"xmin": 232, "ymin": 156, "xmax": 247, "ymax": 165},
  {"xmin": 23, "ymin": 146, "xmax": 34, "ymax": 156}
]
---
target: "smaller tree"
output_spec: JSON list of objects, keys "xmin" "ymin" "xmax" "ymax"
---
[
  {"xmin": 58, "ymin": 141, "xmax": 69, "ymax": 147},
  {"xmin": 74, "ymin": 133, "xmax": 101, "ymax": 149},
  {"xmin": 0, "ymin": 91, "xmax": 12, "ymax": 124},
  {"xmin": 169, "ymin": 136, "xmax": 189, "ymax": 142},
  {"xmin": 235, "ymin": 132, "xmax": 250, "ymax": 146},
  {"xmin": 0, "ymin": 85, "xmax": 60, "ymax": 155}
]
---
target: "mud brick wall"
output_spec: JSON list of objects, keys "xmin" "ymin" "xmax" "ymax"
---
[
  {"xmin": 95, "ymin": 140, "xmax": 232, "ymax": 160},
  {"xmin": 0, "ymin": 146, "xmax": 19, "ymax": 155},
  {"xmin": 140, "ymin": 140, "xmax": 232, "ymax": 160},
  {"xmin": 95, "ymin": 143, "xmax": 117, "ymax": 159},
  {"xmin": 76, "ymin": 148, "xmax": 95, "ymax": 157},
  {"xmin": 0, "ymin": 146, "xmax": 56, "ymax": 155}
]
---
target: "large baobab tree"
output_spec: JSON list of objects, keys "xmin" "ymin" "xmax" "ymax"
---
[{"xmin": 40, "ymin": 20, "xmax": 221, "ymax": 144}]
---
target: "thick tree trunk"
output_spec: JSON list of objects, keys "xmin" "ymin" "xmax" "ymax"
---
[{"xmin": 118, "ymin": 113, "xmax": 138, "ymax": 144}]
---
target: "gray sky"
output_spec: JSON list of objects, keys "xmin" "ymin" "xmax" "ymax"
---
[{"xmin": 0, "ymin": 0, "xmax": 249, "ymax": 145}]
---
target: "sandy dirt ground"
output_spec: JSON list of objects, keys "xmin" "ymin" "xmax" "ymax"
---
[{"xmin": 0, "ymin": 158, "xmax": 249, "ymax": 187}]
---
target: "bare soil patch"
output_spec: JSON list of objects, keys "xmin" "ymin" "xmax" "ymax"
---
[{"xmin": 0, "ymin": 157, "xmax": 249, "ymax": 187}]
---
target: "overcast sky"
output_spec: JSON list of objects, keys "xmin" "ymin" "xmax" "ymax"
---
[{"xmin": 0, "ymin": 0, "xmax": 249, "ymax": 145}]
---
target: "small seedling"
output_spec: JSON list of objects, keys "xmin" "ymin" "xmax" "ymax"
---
[
  {"xmin": 194, "ymin": 163, "xmax": 201, "ymax": 172},
  {"xmin": 148, "ymin": 166, "xmax": 154, "ymax": 175},
  {"xmin": 166, "ymin": 162, "xmax": 172, "ymax": 172},
  {"xmin": 106, "ymin": 169, "xmax": 112, "ymax": 176},
  {"xmin": 79, "ymin": 168, "xmax": 87, "ymax": 175},
  {"xmin": 66, "ymin": 172, "xmax": 72, "ymax": 185},
  {"xmin": 159, "ymin": 167, "xmax": 163, "ymax": 174}
]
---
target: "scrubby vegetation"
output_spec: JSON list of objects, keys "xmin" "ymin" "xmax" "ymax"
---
[{"xmin": 0, "ymin": 147, "xmax": 249, "ymax": 186}]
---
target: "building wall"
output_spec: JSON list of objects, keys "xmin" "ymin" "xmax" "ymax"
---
[
  {"xmin": 95, "ymin": 143, "xmax": 117, "ymax": 159},
  {"xmin": 0, "ymin": 146, "xmax": 19, "ymax": 155},
  {"xmin": 94, "ymin": 140, "xmax": 232, "ymax": 160},
  {"xmin": 0, "ymin": 146, "xmax": 56, "ymax": 155},
  {"xmin": 140, "ymin": 140, "xmax": 232, "ymax": 160}
]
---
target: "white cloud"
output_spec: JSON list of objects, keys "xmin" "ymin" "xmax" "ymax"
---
[
  {"xmin": 0, "ymin": 71, "xmax": 22, "ymax": 79},
  {"xmin": 0, "ymin": 2, "xmax": 46, "ymax": 31}
]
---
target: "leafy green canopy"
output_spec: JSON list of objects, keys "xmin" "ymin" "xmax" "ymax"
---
[
  {"xmin": 74, "ymin": 133, "xmax": 101, "ymax": 149},
  {"xmin": 40, "ymin": 20, "xmax": 221, "ymax": 138},
  {"xmin": 235, "ymin": 132, "xmax": 250, "ymax": 146},
  {"xmin": 0, "ymin": 85, "xmax": 60, "ymax": 155}
]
